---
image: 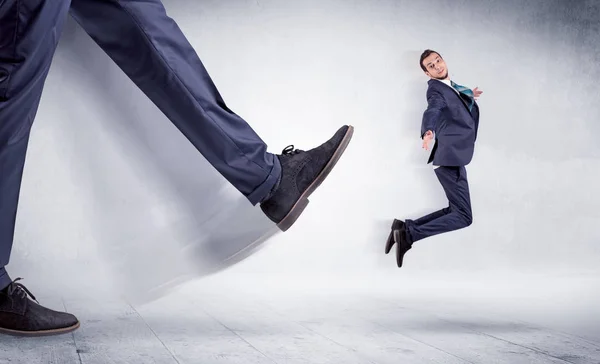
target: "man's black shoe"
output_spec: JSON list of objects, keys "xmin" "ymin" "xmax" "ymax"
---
[
  {"xmin": 385, "ymin": 219, "xmax": 404, "ymax": 254},
  {"xmin": 0, "ymin": 278, "xmax": 79, "ymax": 337},
  {"xmin": 393, "ymin": 221, "xmax": 412, "ymax": 268},
  {"xmin": 260, "ymin": 125, "xmax": 354, "ymax": 231}
]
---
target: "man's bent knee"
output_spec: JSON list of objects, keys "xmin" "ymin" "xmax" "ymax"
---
[{"xmin": 462, "ymin": 212, "xmax": 473, "ymax": 227}]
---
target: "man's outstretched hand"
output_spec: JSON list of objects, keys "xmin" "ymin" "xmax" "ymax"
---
[
  {"xmin": 422, "ymin": 130, "xmax": 434, "ymax": 151},
  {"xmin": 473, "ymin": 87, "xmax": 483, "ymax": 99}
]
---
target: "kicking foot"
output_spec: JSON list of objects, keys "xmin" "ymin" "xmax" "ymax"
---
[
  {"xmin": 0, "ymin": 278, "xmax": 80, "ymax": 337},
  {"xmin": 260, "ymin": 125, "xmax": 354, "ymax": 231},
  {"xmin": 392, "ymin": 220, "xmax": 412, "ymax": 267}
]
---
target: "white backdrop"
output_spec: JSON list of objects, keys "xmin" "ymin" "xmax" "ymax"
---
[{"xmin": 6, "ymin": 0, "xmax": 599, "ymax": 303}]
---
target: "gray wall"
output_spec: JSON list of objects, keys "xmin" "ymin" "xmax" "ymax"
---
[{"xmin": 7, "ymin": 0, "xmax": 599, "ymax": 301}]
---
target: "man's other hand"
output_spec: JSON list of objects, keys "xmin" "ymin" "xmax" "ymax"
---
[{"xmin": 422, "ymin": 130, "xmax": 434, "ymax": 150}]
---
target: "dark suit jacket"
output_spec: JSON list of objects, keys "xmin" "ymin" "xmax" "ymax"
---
[{"xmin": 421, "ymin": 79, "xmax": 480, "ymax": 167}]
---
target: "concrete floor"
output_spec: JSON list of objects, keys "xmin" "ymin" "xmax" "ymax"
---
[{"xmin": 1, "ymin": 276, "xmax": 598, "ymax": 364}]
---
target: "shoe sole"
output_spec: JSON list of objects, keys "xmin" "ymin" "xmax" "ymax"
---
[
  {"xmin": 276, "ymin": 125, "xmax": 354, "ymax": 231},
  {"xmin": 0, "ymin": 321, "xmax": 80, "ymax": 337}
]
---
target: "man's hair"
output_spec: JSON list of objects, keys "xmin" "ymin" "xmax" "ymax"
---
[{"xmin": 419, "ymin": 49, "xmax": 441, "ymax": 72}]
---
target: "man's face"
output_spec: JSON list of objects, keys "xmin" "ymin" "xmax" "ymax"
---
[{"xmin": 422, "ymin": 53, "xmax": 448, "ymax": 80}]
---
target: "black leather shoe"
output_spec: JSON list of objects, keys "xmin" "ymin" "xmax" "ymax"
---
[
  {"xmin": 385, "ymin": 219, "xmax": 404, "ymax": 254},
  {"xmin": 393, "ymin": 222, "xmax": 412, "ymax": 268},
  {"xmin": 0, "ymin": 278, "xmax": 80, "ymax": 337},
  {"xmin": 260, "ymin": 125, "xmax": 354, "ymax": 231}
]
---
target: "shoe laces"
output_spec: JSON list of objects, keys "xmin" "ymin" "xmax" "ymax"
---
[
  {"xmin": 281, "ymin": 145, "xmax": 303, "ymax": 155},
  {"xmin": 6, "ymin": 278, "xmax": 39, "ymax": 304}
]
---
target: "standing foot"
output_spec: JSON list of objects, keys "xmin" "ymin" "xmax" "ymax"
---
[{"xmin": 0, "ymin": 278, "xmax": 80, "ymax": 337}]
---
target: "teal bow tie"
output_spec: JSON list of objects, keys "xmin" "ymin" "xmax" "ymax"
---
[{"xmin": 450, "ymin": 80, "xmax": 475, "ymax": 112}]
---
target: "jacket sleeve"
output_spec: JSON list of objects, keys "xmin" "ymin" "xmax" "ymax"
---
[{"xmin": 420, "ymin": 88, "xmax": 447, "ymax": 138}]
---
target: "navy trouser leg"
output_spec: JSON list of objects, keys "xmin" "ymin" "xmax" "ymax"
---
[
  {"xmin": 68, "ymin": 0, "xmax": 281, "ymax": 205},
  {"xmin": 0, "ymin": 0, "xmax": 72, "ymax": 285},
  {"xmin": 405, "ymin": 166, "xmax": 472, "ymax": 243},
  {"xmin": 408, "ymin": 205, "xmax": 450, "ymax": 227},
  {"xmin": 0, "ymin": 267, "xmax": 11, "ymax": 290}
]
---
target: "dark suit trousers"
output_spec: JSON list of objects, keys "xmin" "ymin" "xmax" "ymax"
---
[
  {"xmin": 0, "ymin": 0, "xmax": 282, "ymax": 288},
  {"xmin": 405, "ymin": 166, "xmax": 472, "ymax": 244}
]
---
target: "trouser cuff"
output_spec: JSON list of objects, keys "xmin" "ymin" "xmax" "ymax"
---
[{"xmin": 246, "ymin": 155, "xmax": 281, "ymax": 205}]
